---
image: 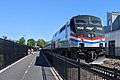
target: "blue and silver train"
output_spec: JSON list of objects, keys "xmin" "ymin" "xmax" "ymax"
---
[{"xmin": 44, "ymin": 15, "xmax": 105, "ymax": 62}]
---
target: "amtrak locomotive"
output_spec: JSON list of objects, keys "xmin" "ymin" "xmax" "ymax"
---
[{"xmin": 44, "ymin": 15, "xmax": 105, "ymax": 62}]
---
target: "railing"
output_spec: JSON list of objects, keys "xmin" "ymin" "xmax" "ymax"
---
[
  {"xmin": 0, "ymin": 38, "xmax": 31, "ymax": 70},
  {"xmin": 42, "ymin": 50, "xmax": 120, "ymax": 80}
]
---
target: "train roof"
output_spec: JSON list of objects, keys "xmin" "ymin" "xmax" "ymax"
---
[{"xmin": 71, "ymin": 15, "xmax": 101, "ymax": 20}]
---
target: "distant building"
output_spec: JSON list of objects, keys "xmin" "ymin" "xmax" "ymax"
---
[
  {"xmin": 104, "ymin": 26, "xmax": 110, "ymax": 33},
  {"xmin": 105, "ymin": 12, "xmax": 120, "ymax": 59},
  {"xmin": 34, "ymin": 43, "xmax": 42, "ymax": 51},
  {"xmin": 106, "ymin": 12, "xmax": 120, "ymax": 32}
]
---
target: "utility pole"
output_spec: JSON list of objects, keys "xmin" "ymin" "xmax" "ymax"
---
[{"xmin": 23, "ymin": 35, "xmax": 26, "ymax": 45}]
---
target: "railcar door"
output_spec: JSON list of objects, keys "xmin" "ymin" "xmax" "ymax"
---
[{"xmin": 108, "ymin": 40, "xmax": 115, "ymax": 56}]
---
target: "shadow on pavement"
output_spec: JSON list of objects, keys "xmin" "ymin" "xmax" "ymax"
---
[{"xmin": 35, "ymin": 52, "xmax": 52, "ymax": 67}]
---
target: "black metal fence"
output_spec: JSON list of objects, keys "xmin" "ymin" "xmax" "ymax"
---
[
  {"xmin": 42, "ymin": 50, "xmax": 120, "ymax": 80},
  {"xmin": 0, "ymin": 38, "xmax": 31, "ymax": 70}
]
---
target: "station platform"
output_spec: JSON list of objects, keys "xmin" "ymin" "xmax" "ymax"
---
[{"xmin": 0, "ymin": 51, "xmax": 62, "ymax": 80}]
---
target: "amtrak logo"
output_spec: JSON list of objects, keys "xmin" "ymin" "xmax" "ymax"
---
[{"xmin": 86, "ymin": 27, "xmax": 94, "ymax": 30}]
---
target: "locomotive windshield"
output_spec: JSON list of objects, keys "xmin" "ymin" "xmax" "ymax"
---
[
  {"xmin": 76, "ymin": 20, "xmax": 87, "ymax": 24},
  {"xmin": 75, "ymin": 18, "xmax": 101, "ymax": 25},
  {"xmin": 90, "ymin": 19, "xmax": 101, "ymax": 25}
]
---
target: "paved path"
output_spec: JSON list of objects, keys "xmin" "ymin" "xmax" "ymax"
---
[{"xmin": 0, "ymin": 51, "xmax": 58, "ymax": 80}]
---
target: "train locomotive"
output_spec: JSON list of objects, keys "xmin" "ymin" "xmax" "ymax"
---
[{"xmin": 44, "ymin": 15, "xmax": 105, "ymax": 62}]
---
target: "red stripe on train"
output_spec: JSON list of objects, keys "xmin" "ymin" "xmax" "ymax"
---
[{"xmin": 70, "ymin": 33, "xmax": 105, "ymax": 40}]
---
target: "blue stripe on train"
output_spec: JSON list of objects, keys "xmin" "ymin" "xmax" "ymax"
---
[{"xmin": 69, "ymin": 38, "xmax": 81, "ymax": 42}]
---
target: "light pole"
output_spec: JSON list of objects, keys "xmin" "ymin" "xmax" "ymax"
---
[{"xmin": 23, "ymin": 35, "xmax": 26, "ymax": 45}]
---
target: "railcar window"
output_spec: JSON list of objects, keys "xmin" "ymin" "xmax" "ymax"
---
[
  {"xmin": 76, "ymin": 20, "xmax": 87, "ymax": 24},
  {"xmin": 91, "ymin": 20, "xmax": 101, "ymax": 25},
  {"xmin": 55, "ymin": 32, "xmax": 57, "ymax": 37},
  {"xmin": 70, "ymin": 18, "xmax": 76, "ymax": 33},
  {"xmin": 67, "ymin": 24, "xmax": 70, "ymax": 27},
  {"xmin": 60, "ymin": 25, "xmax": 65, "ymax": 33}
]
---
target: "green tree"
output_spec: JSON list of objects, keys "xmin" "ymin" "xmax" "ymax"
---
[
  {"xmin": 27, "ymin": 38, "xmax": 36, "ymax": 47},
  {"xmin": 19, "ymin": 37, "xmax": 25, "ymax": 44},
  {"xmin": 37, "ymin": 39, "xmax": 46, "ymax": 47}
]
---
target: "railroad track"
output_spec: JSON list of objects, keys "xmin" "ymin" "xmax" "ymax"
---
[{"xmin": 82, "ymin": 64, "xmax": 120, "ymax": 80}]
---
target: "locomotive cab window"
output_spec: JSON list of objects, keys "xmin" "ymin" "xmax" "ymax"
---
[
  {"xmin": 60, "ymin": 25, "xmax": 65, "ymax": 33},
  {"xmin": 75, "ymin": 20, "xmax": 87, "ymax": 24},
  {"xmin": 90, "ymin": 19, "xmax": 101, "ymax": 25},
  {"xmin": 55, "ymin": 32, "xmax": 57, "ymax": 37}
]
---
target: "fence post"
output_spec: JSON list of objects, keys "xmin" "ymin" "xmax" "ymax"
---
[
  {"xmin": 65, "ymin": 51, "xmax": 67, "ymax": 80},
  {"xmin": 3, "ymin": 39, "xmax": 6, "ymax": 67},
  {"xmin": 77, "ymin": 58, "xmax": 80, "ymax": 80},
  {"xmin": 113, "ymin": 67, "xmax": 117, "ymax": 80}
]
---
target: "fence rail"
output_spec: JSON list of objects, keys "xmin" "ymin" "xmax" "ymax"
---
[{"xmin": 42, "ymin": 50, "xmax": 120, "ymax": 80}]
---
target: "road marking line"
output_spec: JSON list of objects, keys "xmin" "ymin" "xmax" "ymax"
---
[
  {"xmin": 25, "ymin": 71, "xmax": 28, "ymax": 74},
  {"xmin": 50, "ymin": 67, "xmax": 63, "ymax": 80},
  {"xmin": 22, "ymin": 76, "xmax": 25, "ymax": 79},
  {"xmin": 41, "ymin": 52, "xmax": 63, "ymax": 80},
  {"xmin": 20, "ymin": 54, "xmax": 36, "ymax": 80},
  {"xmin": 0, "ymin": 54, "xmax": 31, "ymax": 74}
]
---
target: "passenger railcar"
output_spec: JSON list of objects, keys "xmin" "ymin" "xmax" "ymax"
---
[
  {"xmin": 44, "ymin": 41, "xmax": 52, "ymax": 50},
  {"xmin": 45, "ymin": 15, "xmax": 105, "ymax": 62}
]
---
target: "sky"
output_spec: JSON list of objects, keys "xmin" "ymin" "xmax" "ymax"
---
[{"xmin": 0, "ymin": 0, "xmax": 120, "ymax": 41}]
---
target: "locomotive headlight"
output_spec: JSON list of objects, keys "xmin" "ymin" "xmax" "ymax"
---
[
  {"xmin": 99, "ymin": 43, "xmax": 103, "ymax": 47},
  {"xmin": 88, "ymin": 34, "xmax": 91, "ymax": 38},
  {"xmin": 88, "ymin": 34, "xmax": 95, "ymax": 38}
]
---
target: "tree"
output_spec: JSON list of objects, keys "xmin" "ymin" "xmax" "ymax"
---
[
  {"xmin": 19, "ymin": 37, "xmax": 25, "ymax": 44},
  {"xmin": 37, "ymin": 39, "xmax": 46, "ymax": 47},
  {"xmin": 27, "ymin": 38, "xmax": 36, "ymax": 47}
]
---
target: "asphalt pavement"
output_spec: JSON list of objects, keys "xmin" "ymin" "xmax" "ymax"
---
[{"xmin": 0, "ymin": 51, "xmax": 59, "ymax": 80}]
